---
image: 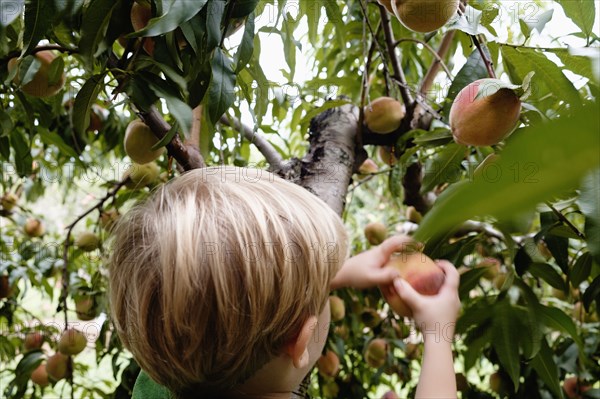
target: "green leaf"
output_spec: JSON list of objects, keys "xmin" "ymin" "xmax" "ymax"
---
[
  {"xmin": 553, "ymin": 49, "xmax": 596, "ymax": 82},
  {"xmin": 16, "ymin": 56, "xmax": 41, "ymax": 87},
  {"xmin": 579, "ymin": 169, "xmax": 600, "ymax": 263},
  {"xmin": 231, "ymin": 0, "xmax": 260, "ymax": 18},
  {"xmin": 46, "ymin": 56, "xmax": 65, "ymax": 86},
  {"xmin": 472, "ymin": 78, "xmax": 520, "ymax": 101},
  {"xmin": 458, "ymin": 268, "xmax": 489, "ymax": 300},
  {"xmin": 235, "ymin": 12, "xmax": 255, "ymax": 72},
  {"xmin": 22, "ymin": 0, "xmax": 54, "ymax": 56},
  {"xmin": 414, "ymin": 106, "xmax": 600, "ymax": 242},
  {"xmin": 442, "ymin": 49, "xmax": 489, "ymax": 118},
  {"xmin": 571, "ymin": 252, "xmax": 592, "ymax": 287},
  {"xmin": 79, "ymin": 0, "xmax": 117, "ymax": 66},
  {"xmin": 38, "ymin": 130, "xmax": 80, "ymax": 160},
  {"xmin": 556, "ymin": 0, "xmax": 595, "ymax": 40},
  {"xmin": 206, "ymin": 0, "xmax": 225, "ymax": 50},
  {"xmin": 412, "ymin": 128, "xmax": 453, "ymax": 147},
  {"xmin": 421, "ymin": 143, "xmax": 466, "ymax": 193},
  {"xmin": 9, "ymin": 130, "xmax": 32, "ymax": 177},
  {"xmin": 528, "ymin": 263, "xmax": 567, "ymax": 291},
  {"xmin": 73, "ymin": 74, "xmax": 106, "ymax": 137},
  {"xmin": 530, "ymin": 339, "xmax": 564, "ymax": 399},
  {"xmin": 142, "ymin": 73, "xmax": 193, "ymax": 138},
  {"xmin": 322, "ymin": 0, "xmax": 345, "ymax": 48},
  {"xmin": 537, "ymin": 304, "xmax": 583, "ymax": 349},
  {"xmin": 127, "ymin": 0, "xmax": 208, "ymax": 38},
  {"xmin": 582, "ymin": 275, "xmax": 600, "ymax": 311},
  {"xmin": 492, "ymin": 301, "xmax": 521, "ymax": 390},
  {"xmin": 207, "ymin": 48, "xmax": 236, "ymax": 124},
  {"xmin": 501, "ymin": 46, "xmax": 581, "ymax": 108}
]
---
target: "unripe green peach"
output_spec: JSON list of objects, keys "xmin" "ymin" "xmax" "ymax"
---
[
  {"xmin": 380, "ymin": 253, "xmax": 445, "ymax": 317},
  {"xmin": 8, "ymin": 51, "xmax": 66, "ymax": 97},
  {"xmin": 358, "ymin": 158, "xmax": 379, "ymax": 175},
  {"xmin": 24, "ymin": 218, "xmax": 45, "ymax": 237},
  {"xmin": 393, "ymin": 0, "xmax": 459, "ymax": 33},
  {"xmin": 361, "ymin": 308, "xmax": 382, "ymax": 328},
  {"xmin": 364, "ymin": 222, "xmax": 387, "ymax": 245},
  {"xmin": 124, "ymin": 120, "xmax": 164, "ymax": 164},
  {"xmin": 450, "ymin": 79, "xmax": 521, "ymax": 146},
  {"xmin": 75, "ymin": 231, "xmax": 101, "ymax": 252},
  {"xmin": 405, "ymin": 206, "xmax": 422, "ymax": 223},
  {"xmin": 1, "ymin": 193, "xmax": 18, "ymax": 211},
  {"xmin": 364, "ymin": 97, "xmax": 405, "ymax": 134},
  {"xmin": 404, "ymin": 342, "xmax": 422, "ymax": 360},
  {"xmin": 57, "ymin": 329, "xmax": 87, "ymax": 356},
  {"xmin": 329, "ymin": 295, "xmax": 345, "ymax": 322},
  {"xmin": 317, "ymin": 350, "xmax": 340, "ymax": 378},
  {"xmin": 31, "ymin": 363, "xmax": 50, "ymax": 387},
  {"xmin": 377, "ymin": 0, "xmax": 395, "ymax": 13},
  {"xmin": 378, "ymin": 146, "xmax": 397, "ymax": 166},
  {"xmin": 75, "ymin": 295, "xmax": 98, "ymax": 321},
  {"xmin": 46, "ymin": 353, "xmax": 70, "ymax": 381},
  {"xmin": 124, "ymin": 162, "xmax": 160, "ymax": 189},
  {"xmin": 365, "ymin": 338, "xmax": 388, "ymax": 368}
]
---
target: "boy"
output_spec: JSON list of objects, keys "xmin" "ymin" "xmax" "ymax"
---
[{"xmin": 108, "ymin": 166, "xmax": 460, "ymax": 398}]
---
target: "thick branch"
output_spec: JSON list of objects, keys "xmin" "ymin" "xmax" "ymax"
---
[
  {"xmin": 219, "ymin": 115, "xmax": 285, "ymax": 171},
  {"xmin": 299, "ymin": 104, "xmax": 360, "ymax": 216},
  {"xmin": 0, "ymin": 45, "xmax": 78, "ymax": 65},
  {"xmin": 402, "ymin": 162, "xmax": 432, "ymax": 214}
]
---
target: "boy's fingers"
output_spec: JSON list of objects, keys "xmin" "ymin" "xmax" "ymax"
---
[
  {"xmin": 379, "ymin": 235, "xmax": 418, "ymax": 259},
  {"xmin": 435, "ymin": 260, "xmax": 460, "ymax": 291},
  {"xmin": 372, "ymin": 267, "xmax": 401, "ymax": 285},
  {"xmin": 393, "ymin": 278, "xmax": 421, "ymax": 309}
]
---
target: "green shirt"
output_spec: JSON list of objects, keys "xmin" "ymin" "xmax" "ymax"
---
[{"xmin": 132, "ymin": 371, "xmax": 173, "ymax": 399}]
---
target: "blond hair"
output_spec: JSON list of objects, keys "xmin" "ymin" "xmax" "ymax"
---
[{"xmin": 108, "ymin": 166, "xmax": 348, "ymax": 394}]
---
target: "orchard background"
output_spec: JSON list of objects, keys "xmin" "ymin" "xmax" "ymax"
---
[{"xmin": 0, "ymin": 0, "xmax": 599, "ymax": 398}]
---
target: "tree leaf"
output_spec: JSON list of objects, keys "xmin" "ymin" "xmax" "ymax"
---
[
  {"xmin": 126, "ymin": 0, "xmax": 208, "ymax": 38},
  {"xmin": 231, "ymin": 0, "xmax": 260, "ymax": 18},
  {"xmin": 556, "ymin": 0, "xmax": 595, "ymax": 41},
  {"xmin": 206, "ymin": 0, "xmax": 225, "ymax": 50},
  {"xmin": 21, "ymin": 0, "xmax": 53, "ymax": 56},
  {"xmin": 235, "ymin": 12, "xmax": 255, "ymax": 72},
  {"xmin": 16, "ymin": 56, "xmax": 41, "ymax": 87},
  {"xmin": 442, "ymin": 49, "xmax": 488, "ymax": 118},
  {"xmin": 421, "ymin": 143, "xmax": 466, "ymax": 193},
  {"xmin": 9, "ymin": 130, "xmax": 32, "ymax": 177},
  {"xmin": 528, "ymin": 263, "xmax": 568, "ymax": 291},
  {"xmin": 73, "ymin": 74, "xmax": 106, "ymax": 137},
  {"xmin": 207, "ymin": 48, "xmax": 236, "ymax": 124},
  {"xmin": 414, "ymin": 106, "xmax": 600, "ymax": 242},
  {"xmin": 530, "ymin": 339, "xmax": 564, "ymax": 399},
  {"xmin": 582, "ymin": 274, "xmax": 600, "ymax": 311},
  {"xmin": 458, "ymin": 268, "xmax": 489, "ymax": 300},
  {"xmin": 79, "ymin": 0, "xmax": 118, "ymax": 67},
  {"xmin": 537, "ymin": 304, "xmax": 583, "ymax": 349},
  {"xmin": 492, "ymin": 301, "xmax": 521, "ymax": 390},
  {"xmin": 578, "ymin": 169, "xmax": 600, "ymax": 263},
  {"xmin": 472, "ymin": 78, "xmax": 520, "ymax": 101},
  {"xmin": 571, "ymin": 252, "xmax": 592, "ymax": 287}
]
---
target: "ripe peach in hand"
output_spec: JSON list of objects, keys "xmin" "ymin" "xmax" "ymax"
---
[
  {"xmin": 380, "ymin": 253, "xmax": 445, "ymax": 317},
  {"xmin": 450, "ymin": 79, "xmax": 521, "ymax": 147}
]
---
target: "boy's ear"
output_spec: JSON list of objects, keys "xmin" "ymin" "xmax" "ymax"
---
[{"xmin": 283, "ymin": 315, "xmax": 318, "ymax": 369}]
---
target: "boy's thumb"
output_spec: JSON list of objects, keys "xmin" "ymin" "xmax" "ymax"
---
[{"xmin": 393, "ymin": 278, "xmax": 420, "ymax": 306}]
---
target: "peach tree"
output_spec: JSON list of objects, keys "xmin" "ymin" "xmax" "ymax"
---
[{"xmin": 0, "ymin": 0, "xmax": 599, "ymax": 398}]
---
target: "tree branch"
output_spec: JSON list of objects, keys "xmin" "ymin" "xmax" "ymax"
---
[
  {"xmin": 379, "ymin": 4, "xmax": 414, "ymax": 106},
  {"xmin": 471, "ymin": 34, "xmax": 496, "ymax": 78},
  {"xmin": 299, "ymin": 103, "xmax": 360, "ymax": 216},
  {"xmin": 395, "ymin": 37, "xmax": 454, "ymax": 81},
  {"xmin": 418, "ymin": 30, "xmax": 456, "ymax": 95},
  {"xmin": 218, "ymin": 115, "xmax": 285, "ymax": 171},
  {"xmin": 0, "ymin": 45, "xmax": 78, "ymax": 65}
]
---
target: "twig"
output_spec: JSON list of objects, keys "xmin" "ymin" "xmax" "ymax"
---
[
  {"xmin": 418, "ymin": 31, "xmax": 456, "ymax": 95},
  {"xmin": 218, "ymin": 114, "xmax": 285, "ymax": 171},
  {"xmin": 496, "ymin": 42, "xmax": 565, "ymax": 52},
  {"xmin": 0, "ymin": 45, "xmax": 79, "ymax": 64},
  {"xmin": 545, "ymin": 202, "xmax": 586, "ymax": 240},
  {"xmin": 379, "ymin": 4, "xmax": 414, "ymax": 106},
  {"xmin": 359, "ymin": 22, "xmax": 382, "ymax": 146},
  {"xmin": 394, "ymin": 37, "xmax": 454, "ymax": 80},
  {"xmin": 471, "ymin": 34, "xmax": 496, "ymax": 78}
]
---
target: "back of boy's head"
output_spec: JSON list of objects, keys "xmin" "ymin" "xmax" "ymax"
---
[{"xmin": 108, "ymin": 166, "xmax": 348, "ymax": 395}]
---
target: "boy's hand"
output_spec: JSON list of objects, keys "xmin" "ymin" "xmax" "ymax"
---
[
  {"xmin": 392, "ymin": 260, "xmax": 460, "ymax": 337},
  {"xmin": 330, "ymin": 235, "xmax": 415, "ymax": 290}
]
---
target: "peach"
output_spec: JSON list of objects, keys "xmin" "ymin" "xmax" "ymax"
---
[
  {"xmin": 377, "ymin": 0, "xmax": 395, "ymax": 14},
  {"xmin": 31, "ymin": 363, "xmax": 49, "ymax": 387},
  {"xmin": 24, "ymin": 331, "xmax": 44, "ymax": 351},
  {"xmin": 393, "ymin": 0, "xmax": 459, "ymax": 33},
  {"xmin": 563, "ymin": 376, "xmax": 591, "ymax": 399},
  {"xmin": 364, "ymin": 222, "xmax": 387, "ymax": 245},
  {"xmin": 329, "ymin": 296, "xmax": 345, "ymax": 322},
  {"xmin": 8, "ymin": 51, "xmax": 65, "ymax": 98},
  {"xmin": 57, "ymin": 329, "xmax": 87, "ymax": 356},
  {"xmin": 450, "ymin": 79, "xmax": 521, "ymax": 146},
  {"xmin": 358, "ymin": 158, "xmax": 379, "ymax": 175},
  {"xmin": 24, "ymin": 218, "xmax": 44, "ymax": 237},
  {"xmin": 46, "ymin": 353, "xmax": 70, "ymax": 381},
  {"xmin": 124, "ymin": 120, "xmax": 164, "ymax": 164},
  {"xmin": 317, "ymin": 350, "xmax": 340, "ymax": 378},
  {"xmin": 380, "ymin": 253, "xmax": 445, "ymax": 317},
  {"xmin": 75, "ymin": 231, "xmax": 100, "ymax": 252},
  {"xmin": 365, "ymin": 338, "xmax": 388, "ymax": 368},
  {"xmin": 364, "ymin": 97, "xmax": 405, "ymax": 134}
]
